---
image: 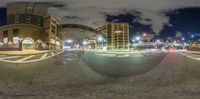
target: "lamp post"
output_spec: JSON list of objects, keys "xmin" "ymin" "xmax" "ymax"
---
[
  {"xmin": 96, "ymin": 35, "xmax": 103, "ymax": 50},
  {"xmin": 83, "ymin": 41, "xmax": 87, "ymax": 50},
  {"xmin": 18, "ymin": 38, "xmax": 23, "ymax": 51}
]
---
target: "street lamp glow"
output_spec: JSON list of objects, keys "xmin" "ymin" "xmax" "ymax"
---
[
  {"xmin": 97, "ymin": 36, "xmax": 103, "ymax": 42},
  {"xmin": 132, "ymin": 39, "xmax": 135, "ymax": 42},
  {"xmin": 66, "ymin": 39, "xmax": 73, "ymax": 43},
  {"xmin": 191, "ymin": 35, "xmax": 194, "ymax": 38},
  {"xmin": 143, "ymin": 33, "xmax": 147, "ymax": 36},
  {"xmin": 181, "ymin": 37, "xmax": 185, "ymax": 40},
  {"xmin": 135, "ymin": 36, "xmax": 140, "ymax": 41},
  {"xmin": 83, "ymin": 41, "xmax": 87, "ymax": 45}
]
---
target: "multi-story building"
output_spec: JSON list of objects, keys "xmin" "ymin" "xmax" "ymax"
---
[
  {"xmin": 97, "ymin": 22, "xmax": 130, "ymax": 50},
  {"xmin": 0, "ymin": 2, "xmax": 63, "ymax": 50},
  {"xmin": 43, "ymin": 15, "xmax": 64, "ymax": 50},
  {"xmin": 7, "ymin": 2, "xmax": 48, "ymax": 26}
]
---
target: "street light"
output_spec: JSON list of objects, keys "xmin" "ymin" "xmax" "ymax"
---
[
  {"xmin": 66, "ymin": 39, "xmax": 73, "ymax": 43},
  {"xmin": 97, "ymin": 36, "xmax": 103, "ymax": 42},
  {"xmin": 135, "ymin": 36, "xmax": 140, "ymax": 41},
  {"xmin": 83, "ymin": 41, "xmax": 87, "ymax": 45},
  {"xmin": 191, "ymin": 35, "xmax": 194, "ymax": 38},
  {"xmin": 143, "ymin": 33, "xmax": 147, "ymax": 36}
]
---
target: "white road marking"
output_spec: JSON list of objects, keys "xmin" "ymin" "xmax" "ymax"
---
[
  {"xmin": 17, "ymin": 55, "xmax": 35, "ymax": 61},
  {"xmin": 0, "ymin": 50, "xmax": 64, "ymax": 63},
  {"xmin": 116, "ymin": 54, "xmax": 129, "ymax": 57},
  {"xmin": 51, "ymin": 52, "xmax": 55, "ymax": 56},
  {"xmin": 179, "ymin": 52, "xmax": 200, "ymax": 61},
  {"xmin": 41, "ymin": 53, "xmax": 48, "ymax": 59},
  {"xmin": 65, "ymin": 58, "xmax": 79, "ymax": 61},
  {"xmin": 0, "ymin": 56, "xmax": 21, "ymax": 60}
]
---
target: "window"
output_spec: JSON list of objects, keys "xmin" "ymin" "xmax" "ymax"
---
[
  {"xmin": 26, "ymin": 16, "xmax": 32, "ymax": 24},
  {"xmin": 13, "ymin": 29, "xmax": 19, "ymax": 36},
  {"xmin": 26, "ymin": 3, "xmax": 34, "ymax": 14},
  {"xmin": 3, "ymin": 38, "xmax": 8, "ymax": 44},
  {"xmin": 14, "ymin": 15, "xmax": 19, "ymax": 23},
  {"xmin": 3, "ymin": 30, "xmax": 8, "ymax": 37},
  {"xmin": 13, "ymin": 37, "xmax": 19, "ymax": 44},
  {"xmin": 13, "ymin": 29, "xmax": 19, "ymax": 44}
]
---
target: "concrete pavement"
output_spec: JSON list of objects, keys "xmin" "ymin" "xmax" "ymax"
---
[
  {"xmin": 0, "ymin": 50, "xmax": 63, "ymax": 63},
  {"xmin": 0, "ymin": 50, "xmax": 200, "ymax": 98},
  {"xmin": 0, "ymin": 50, "xmax": 63, "ymax": 55}
]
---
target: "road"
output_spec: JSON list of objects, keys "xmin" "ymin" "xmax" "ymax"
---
[
  {"xmin": 0, "ymin": 50, "xmax": 200, "ymax": 99},
  {"xmin": 0, "ymin": 51, "xmax": 63, "ymax": 63}
]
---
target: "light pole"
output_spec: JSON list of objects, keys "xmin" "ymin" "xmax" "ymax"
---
[
  {"xmin": 83, "ymin": 41, "xmax": 87, "ymax": 50},
  {"xmin": 97, "ymin": 35, "xmax": 103, "ymax": 50},
  {"xmin": 18, "ymin": 38, "xmax": 23, "ymax": 51}
]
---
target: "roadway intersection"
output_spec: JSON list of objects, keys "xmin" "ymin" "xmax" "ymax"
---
[
  {"xmin": 0, "ymin": 50, "xmax": 63, "ymax": 63},
  {"xmin": 0, "ymin": 50, "xmax": 200, "ymax": 98}
]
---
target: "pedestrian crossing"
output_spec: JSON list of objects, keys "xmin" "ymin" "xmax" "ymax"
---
[
  {"xmin": 179, "ymin": 52, "xmax": 200, "ymax": 61},
  {"xmin": 0, "ymin": 50, "xmax": 63, "ymax": 63}
]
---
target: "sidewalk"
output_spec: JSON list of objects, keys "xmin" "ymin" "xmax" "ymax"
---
[{"xmin": 0, "ymin": 50, "xmax": 63, "ymax": 56}]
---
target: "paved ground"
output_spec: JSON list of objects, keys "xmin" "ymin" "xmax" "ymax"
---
[
  {"xmin": 0, "ymin": 50, "xmax": 63, "ymax": 63},
  {"xmin": 0, "ymin": 50, "xmax": 52, "ymax": 55},
  {"xmin": 0, "ymin": 50, "xmax": 200, "ymax": 99}
]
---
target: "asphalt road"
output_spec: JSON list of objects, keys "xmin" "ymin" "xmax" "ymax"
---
[{"xmin": 0, "ymin": 50, "xmax": 200, "ymax": 99}]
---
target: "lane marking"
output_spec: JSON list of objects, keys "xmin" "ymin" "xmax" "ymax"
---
[
  {"xmin": 116, "ymin": 54, "xmax": 129, "ymax": 57},
  {"xmin": 0, "ymin": 56, "xmax": 21, "ymax": 60},
  {"xmin": 179, "ymin": 52, "xmax": 200, "ymax": 61},
  {"xmin": 0, "ymin": 50, "xmax": 64, "ymax": 63},
  {"xmin": 16, "ymin": 55, "xmax": 35, "ymax": 62},
  {"xmin": 51, "ymin": 52, "xmax": 55, "ymax": 56},
  {"xmin": 41, "ymin": 53, "xmax": 48, "ymax": 59},
  {"xmin": 64, "ymin": 58, "xmax": 79, "ymax": 61}
]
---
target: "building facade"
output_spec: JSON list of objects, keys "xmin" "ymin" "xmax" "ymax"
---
[
  {"xmin": 43, "ymin": 15, "xmax": 64, "ymax": 50},
  {"xmin": 7, "ymin": 2, "xmax": 48, "ymax": 26},
  {"xmin": 0, "ymin": 2, "xmax": 63, "ymax": 50},
  {"xmin": 0, "ymin": 24, "xmax": 42, "ymax": 50},
  {"xmin": 97, "ymin": 22, "xmax": 130, "ymax": 50}
]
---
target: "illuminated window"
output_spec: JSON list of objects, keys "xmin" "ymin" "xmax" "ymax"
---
[
  {"xmin": 3, "ymin": 38, "xmax": 8, "ymax": 44},
  {"xmin": 13, "ymin": 29, "xmax": 19, "ymax": 44},
  {"xmin": 13, "ymin": 37, "xmax": 19, "ymax": 44},
  {"xmin": 26, "ymin": 3, "xmax": 34, "ymax": 14}
]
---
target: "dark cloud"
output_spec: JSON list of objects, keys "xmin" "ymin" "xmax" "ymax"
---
[{"xmin": 1, "ymin": 0, "xmax": 200, "ymax": 34}]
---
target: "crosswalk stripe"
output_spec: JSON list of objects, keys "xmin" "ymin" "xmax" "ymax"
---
[
  {"xmin": 41, "ymin": 53, "xmax": 48, "ymax": 59},
  {"xmin": 179, "ymin": 53, "xmax": 200, "ymax": 61},
  {"xmin": 16, "ymin": 55, "xmax": 35, "ymax": 61},
  {"xmin": 0, "ymin": 56, "xmax": 21, "ymax": 60},
  {"xmin": 51, "ymin": 52, "xmax": 55, "ymax": 56}
]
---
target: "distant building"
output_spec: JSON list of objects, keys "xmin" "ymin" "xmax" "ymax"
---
[
  {"xmin": 7, "ymin": 2, "xmax": 48, "ymax": 26},
  {"xmin": 0, "ymin": 2, "xmax": 63, "ymax": 50},
  {"xmin": 43, "ymin": 15, "xmax": 64, "ymax": 50},
  {"xmin": 97, "ymin": 22, "xmax": 130, "ymax": 50}
]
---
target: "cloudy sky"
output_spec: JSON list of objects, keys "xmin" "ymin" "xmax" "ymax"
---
[{"xmin": 1, "ymin": 0, "xmax": 200, "ymax": 39}]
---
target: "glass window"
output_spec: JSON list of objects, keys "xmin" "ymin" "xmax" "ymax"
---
[
  {"xmin": 13, "ymin": 37, "xmax": 19, "ymax": 44},
  {"xmin": 3, "ymin": 30, "xmax": 8, "ymax": 37},
  {"xmin": 13, "ymin": 29, "xmax": 19, "ymax": 36},
  {"xmin": 3, "ymin": 37, "xmax": 8, "ymax": 44},
  {"xmin": 26, "ymin": 3, "xmax": 34, "ymax": 14}
]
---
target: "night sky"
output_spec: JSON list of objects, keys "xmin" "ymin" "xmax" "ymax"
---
[
  {"xmin": 0, "ymin": 7, "xmax": 200, "ymax": 40},
  {"xmin": 106, "ymin": 7, "xmax": 200, "ymax": 40},
  {"xmin": 0, "ymin": 8, "xmax": 6, "ymax": 26}
]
